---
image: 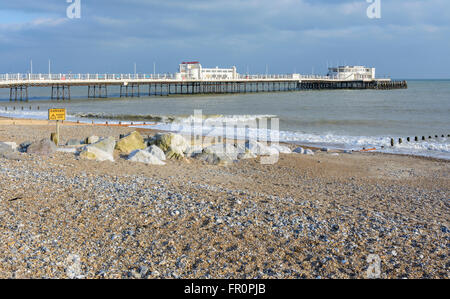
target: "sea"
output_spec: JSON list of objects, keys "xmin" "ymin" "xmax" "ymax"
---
[{"xmin": 0, "ymin": 80, "xmax": 449, "ymax": 160}]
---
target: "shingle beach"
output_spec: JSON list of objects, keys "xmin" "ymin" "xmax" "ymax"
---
[{"xmin": 0, "ymin": 120, "xmax": 448, "ymax": 279}]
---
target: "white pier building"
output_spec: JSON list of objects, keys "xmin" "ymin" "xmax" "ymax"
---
[
  {"xmin": 327, "ymin": 66, "xmax": 376, "ymax": 81},
  {"xmin": 175, "ymin": 61, "xmax": 238, "ymax": 80}
]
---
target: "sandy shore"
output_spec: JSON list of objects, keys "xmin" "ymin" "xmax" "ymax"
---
[{"xmin": 0, "ymin": 119, "xmax": 448, "ymax": 279}]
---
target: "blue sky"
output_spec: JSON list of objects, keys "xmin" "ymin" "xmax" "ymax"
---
[{"xmin": 0, "ymin": 0, "xmax": 449, "ymax": 78}]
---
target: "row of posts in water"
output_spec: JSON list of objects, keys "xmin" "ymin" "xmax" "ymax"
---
[
  {"xmin": 390, "ymin": 135, "xmax": 449, "ymax": 146},
  {"xmin": 3, "ymin": 106, "xmax": 40, "ymax": 111}
]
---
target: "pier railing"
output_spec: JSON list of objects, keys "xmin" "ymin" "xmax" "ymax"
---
[
  {"xmin": 0, "ymin": 73, "xmax": 177, "ymax": 81},
  {"xmin": 0, "ymin": 73, "xmax": 340, "ymax": 82}
]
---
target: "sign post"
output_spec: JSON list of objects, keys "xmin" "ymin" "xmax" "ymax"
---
[{"xmin": 48, "ymin": 108, "xmax": 66, "ymax": 146}]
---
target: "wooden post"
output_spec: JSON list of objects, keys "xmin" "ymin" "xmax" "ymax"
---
[{"xmin": 56, "ymin": 120, "xmax": 60, "ymax": 146}]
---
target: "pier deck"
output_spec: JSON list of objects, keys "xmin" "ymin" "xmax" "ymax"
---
[{"xmin": 0, "ymin": 73, "xmax": 407, "ymax": 101}]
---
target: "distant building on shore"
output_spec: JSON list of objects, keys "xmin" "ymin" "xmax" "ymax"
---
[
  {"xmin": 176, "ymin": 61, "xmax": 238, "ymax": 80},
  {"xmin": 327, "ymin": 66, "xmax": 376, "ymax": 80}
]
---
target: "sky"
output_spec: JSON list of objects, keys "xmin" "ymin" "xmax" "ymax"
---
[{"xmin": 0, "ymin": 0, "xmax": 449, "ymax": 79}]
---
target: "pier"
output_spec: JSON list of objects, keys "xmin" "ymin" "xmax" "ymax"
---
[{"xmin": 0, "ymin": 72, "xmax": 407, "ymax": 101}]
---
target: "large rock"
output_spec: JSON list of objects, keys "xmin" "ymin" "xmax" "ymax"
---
[
  {"xmin": 235, "ymin": 144, "xmax": 256, "ymax": 159},
  {"xmin": 19, "ymin": 141, "xmax": 32, "ymax": 152},
  {"xmin": 237, "ymin": 150, "xmax": 257, "ymax": 160},
  {"xmin": 184, "ymin": 145, "xmax": 204, "ymax": 158},
  {"xmin": 293, "ymin": 147, "xmax": 306, "ymax": 154},
  {"xmin": 270, "ymin": 144, "xmax": 292, "ymax": 154},
  {"xmin": 27, "ymin": 139, "xmax": 57, "ymax": 156},
  {"xmin": 128, "ymin": 150, "xmax": 166, "ymax": 165},
  {"xmin": 245, "ymin": 140, "xmax": 279, "ymax": 156},
  {"xmin": 0, "ymin": 142, "xmax": 17, "ymax": 152},
  {"xmin": 146, "ymin": 145, "xmax": 166, "ymax": 161},
  {"xmin": 151, "ymin": 133, "xmax": 190, "ymax": 159},
  {"xmin": 66, "ymin": 139, "xmax": 82, "ymax": 146},
  {"xmin": 86, "ymin": 136, "xmax": 100, "ymax": 144},
  {"xmin": 0, "ymin": 142, "xmax": 20, "ymax": 160},
  {"xmin": 195, "ymin": 152, "xmax": 233, "ymax": 166},
  {"xmin": 115, "ymin": 131, "xmax": 146, "ymax": 154},
  {"xmin": 293, "ymin": 147, "xmax": 314, "ymax": 155},
  {"xmin": 79, "ymin": 137, "xmax": 115, "ymax": 162},
  {"xmin": 193, "ymin": 143, "xmax": 240, "ymax": 166},
  {"xmin": 203, "ymin": 143, "xmax": 239, "ymax": 160}
]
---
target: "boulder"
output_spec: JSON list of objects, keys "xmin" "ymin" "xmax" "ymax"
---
[
  {"xmin": 235, "ymin": 143, "xmax": 258, "ymax": 159},
  {"xmin": 19, "ymin": 141, "xmax": 32, "ymax": 152},
  {"xmin": 305, "ymin": 149, "xmax": 315, "ymax": 155},
  {"xmin": 184, "ymin": 145, "xmax": 204, "ymax": 158},
  {"xmin": 115, "ymin": 131, "xmax": 146, "ymax": 154},
  {"xmin": 195, "ymin": 152, "xmax": 233, "ymax": 166},
  {"xmin": 0, "ymin": 142, "xmax": 16, "ymax": 153},
  {"xmin": 57, "ymin": 148, "xmax": 77, "ymax": 153},
  {"xmin": 66, "ymin": 139, "xmax": 82, "ymax": 146},
  {"xmin": 270, "ymin": 144, "xmax": 292, "ymax": 154},
  {"xmin": 203, "ymin": 143, "xmax": 239, "ymax": 160},
  {"xmin": 293, "ymin": 147, "xmax": 306, "ymax": 154},
  {"xmin": 237, "ymin": 151, "xmax": 257, "ymax": 160},
  {"xmin": 128, "ymin": 150, "xmax": 166, "ymax": 165},
  {"xmin": 151, "ymin": 133, "xmax": 190, "ymax": 159},
  {"xmin": 246, "ymin": 140, "xmax": 278, "ymax": 156},
  {"xmin": 86, "ymin": 136, "xmax": 100, "ymax": 145},
  {"xmin": 0, "ymin": 142, "xmax": 18, "ymax": 151},
  {"xmin": 293, "ymin": 147, "xmax": 314, "ymax": 155},
  {"xmin": 146, "ymin": 145, "xmax": 166, "ymax": 161},
  {"xmin": 27, "ymin": 139, "xmax": 57, "ymax": 156},
  {"xmin": 164, "ymin": 150, "xmax": 182, "ymax": 160},
  {"xmin": 0, "ymin": 142, "xmax": 21, "ymax": 160},
  {"xmin": 79, "ymin": 137, "xmax": 115, "ymax": 162}
]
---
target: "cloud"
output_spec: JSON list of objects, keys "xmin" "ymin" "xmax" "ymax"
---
[{"xmin": 0, "ymin": 0, "xmax": 449, "ymax": 78}]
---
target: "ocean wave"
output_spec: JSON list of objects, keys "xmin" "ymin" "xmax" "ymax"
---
[
  {"xmin": 72, "ymin": 112, "xmax": 277, "ymax": 124},
  {"xmin": 1, "ymin": 109, "xmax": 448, "ymax": 159},
  {"xmin": 72, "ymin": 112, "xmax": 175, "ymax": 123},
  {"xmin": 146, "ymin": 121, "xmax": 450, "ymax": 160}
]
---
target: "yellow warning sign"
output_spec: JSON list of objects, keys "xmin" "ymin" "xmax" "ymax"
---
[{"xmin": 48, "ymin": 108, "xmax": 66, "ymax": 121}]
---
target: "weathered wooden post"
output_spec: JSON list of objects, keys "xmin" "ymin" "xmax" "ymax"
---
[{"xmin": 48, "ymin": 108, "xmax": 66, "ymax": 146}]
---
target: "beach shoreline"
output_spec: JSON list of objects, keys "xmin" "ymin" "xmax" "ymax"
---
[
  {"xmin": 0, "ymin": 117, "xmax": 448, "ymax": 279},
  {"xmin": 1, "ymin": 115, "xmax": 448, "ymax": 162}
]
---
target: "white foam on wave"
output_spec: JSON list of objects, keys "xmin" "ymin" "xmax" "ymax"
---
[
  {"xmin": 0, "ymin": 109, "xmax": 49, "ymax": 120},
  {"xmin": 148, "ymin": 118, "xmax": 450, "ymax": 160},
  {"xmin": 1, "ymin": 110, "xmax": 448, "ymax": 160}
]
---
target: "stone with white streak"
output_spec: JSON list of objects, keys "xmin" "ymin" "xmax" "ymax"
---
[
  {"xmin": 146, "ymin": 145, "xmax": 166, "ymax": 161},
  {"xmin": 128, "ymin": 150, "xmax": 166, "ymax": 165},
  {"xmin": 79, "ymin": 137, "xmax": 116, "ymax": 162}
]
